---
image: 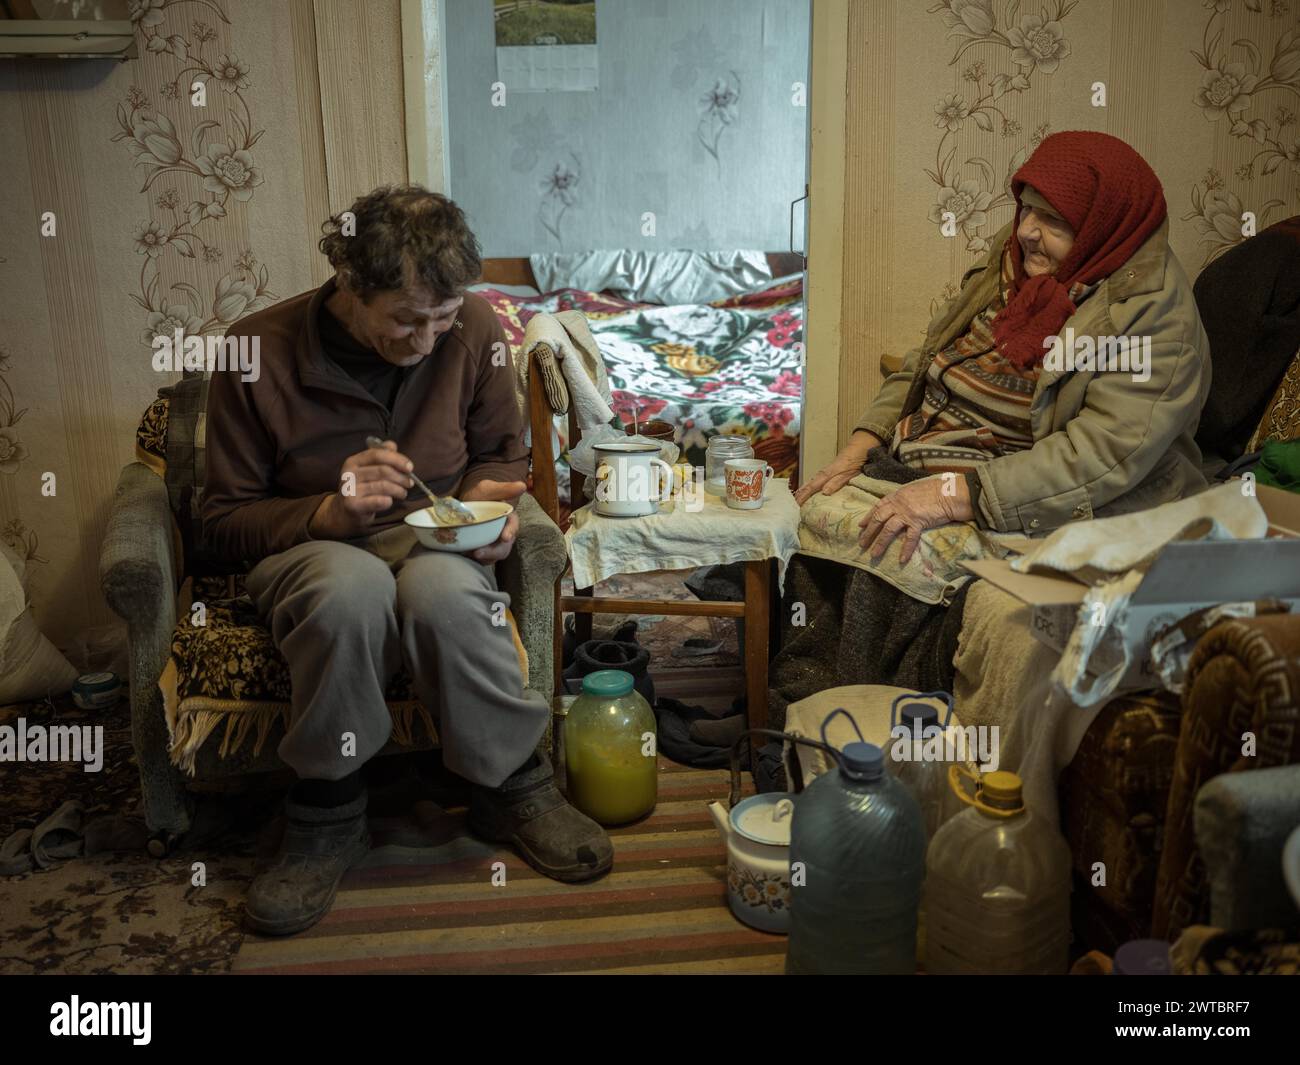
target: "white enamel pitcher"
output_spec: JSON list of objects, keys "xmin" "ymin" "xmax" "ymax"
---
[{"xmin": 592, "ymin": 439, "xmax": 673, "ymax": 517}]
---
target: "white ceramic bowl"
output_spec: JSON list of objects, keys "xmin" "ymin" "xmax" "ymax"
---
[{"xmin": 404, "ymin": 500, "xmax": 512, "ymax": 553}]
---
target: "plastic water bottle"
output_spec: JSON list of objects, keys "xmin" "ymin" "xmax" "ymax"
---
[
  {"xmin": 886, "ymin": 691, "xmax": 956, "ymax": 840},
  {"xmin": 924, "ymin": 767, "xmax": 1072, "ymax": 975},
  {"xmin": 786, "ymin": 711, "xmax": 927, "ymax": 975},
  {"xmin": 886, "ymin": 692, "xmax": 957, "ymax": 963}
]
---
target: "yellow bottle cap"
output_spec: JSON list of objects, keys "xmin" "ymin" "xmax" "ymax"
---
[{"xmin": 980, "ymin": 771, "xmax": 1025, "ymax": 813}]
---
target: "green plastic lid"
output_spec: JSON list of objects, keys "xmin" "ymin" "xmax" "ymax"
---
[{"xmin": 582, "ymin": 669, "xmax": 635, "ymax": 697}]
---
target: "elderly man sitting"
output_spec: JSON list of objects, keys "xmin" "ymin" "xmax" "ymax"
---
[{"xmin": 202, "ymin": 185, "xmax": 612, "ymax": 936}]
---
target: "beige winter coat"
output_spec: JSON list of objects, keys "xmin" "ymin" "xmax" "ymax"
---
[{"xmin": 856, "ymin": 219, "xmax": 1211, "ymax": 534}]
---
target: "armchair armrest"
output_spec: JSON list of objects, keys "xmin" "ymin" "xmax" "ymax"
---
[
  {"xmin": 498, "ymin": 491, "xmax": 567, "ymax": 697},
  {"xmin": 99, "ymin": 461, "xmax": 191, "ymax": 837},
  {"xmin": 99, "ymin": 462, "xmax": 179, "ymax": 629},
  {"xmin": 1195, "ymin": 765, "xmax": 1300, "ymax": 931},
  {"xmin": 1152, "ymin": 613, "xmax": 1300, "ymax": 939}
]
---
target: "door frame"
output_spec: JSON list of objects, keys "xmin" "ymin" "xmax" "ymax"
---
[
  {"xmin": 802, "ymin": 0, "xmax": 850, "ymax": 478},
  {"xmin": 406, "ymin": 0, "xmax": 840, "ymax": 471},
  {"xmin": 401, "ymin": 0, "xmax": 452, "ymax": 193}
]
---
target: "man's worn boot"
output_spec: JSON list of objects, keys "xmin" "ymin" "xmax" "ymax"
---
[
  {"xmin": 468, "ymin": 752, "xmax": 613, "ymax": 882},
  {"xmin": 244, "ymin": 791, "xmax": 370, "ymax": 936}
]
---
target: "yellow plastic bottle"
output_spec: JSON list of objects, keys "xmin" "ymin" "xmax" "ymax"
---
[
  {"xmin": 564, "ymin": 669, "xmax": 657, "ymax": 826},
  {"xmin": 924, "ymin": 767, "xmax": 1072, "ymax": 974}
]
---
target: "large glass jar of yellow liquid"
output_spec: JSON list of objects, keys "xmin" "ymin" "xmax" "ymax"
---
[{"xmin": 564, "ymin": 669, "xmax": 657, "ymax": 825}]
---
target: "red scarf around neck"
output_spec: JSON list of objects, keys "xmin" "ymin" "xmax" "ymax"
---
[{"xmin": 991, "ymin": 131, "xmax": 1167, "ymax": 369}]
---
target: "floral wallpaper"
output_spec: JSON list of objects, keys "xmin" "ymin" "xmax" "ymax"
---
[
  {"xmin": 0, "ymin": 0, "xmax": 407, "ymax": 657},
  {"xmin": 0, "ymin": 345, "xmax": 43, "ymax": 567},
  {"xmin": 0, "ymin": 348, "xmax": 29, "ymax": 477},
  {"xmin": 446, "ymin": 0, "xmax": 808, "ymax": 255},
  {"xmin": 838, "ymin": 0, "xmax": 1300, "ymax": 446},
  {"xmin": 922, "ymin": 0, "xmax": 1299, "ymax": 274},
  {"xmin": 695, "ymin": 71, "xmax": 742, "ymax": 171},
  {"xmin": 1183, "ymin": 0, "xmax": 1300, "ymax": 264},
  {"xmin": 670, "ymin": 24, "xmax": 743, "ymax": 172},
  {"xmin": 538, "ymin": 151, "xmax": 582, "ymax": 242},
  {"xmin": 113, "ymin": 0, "xmax": 278, "ymax": 359},
  {"xmin": 925, "ymin": 0, "xmax": 1077, "ymax": 262}
]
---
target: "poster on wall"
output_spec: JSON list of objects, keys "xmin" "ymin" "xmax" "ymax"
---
[{"xmin": 494, "ymin": 0, "xmax": 597, "ymax": 93}]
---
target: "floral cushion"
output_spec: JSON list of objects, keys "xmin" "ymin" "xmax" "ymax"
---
[
  {"xmin": 135, "ymin": 379, "xmax": 239, "ymax": 578},
  {"xmin": 174, "ymin": 595, "xmax": 423, "ymax": 702},
  {"xmin": 160, "ymin": 592, "xmax": 434, "ymax": 775},
  {"xmin": 1248, "ymin": 344, "xmax": 1300, "ymax": 452},
  {"xmin": 136, "ymin": 394, "xmax": 168, "ymax": 472}
]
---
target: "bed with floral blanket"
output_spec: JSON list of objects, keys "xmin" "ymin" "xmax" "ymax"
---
[{"xmin": 477, "ymin": 278, "xmax": 803, "ymax": 494}]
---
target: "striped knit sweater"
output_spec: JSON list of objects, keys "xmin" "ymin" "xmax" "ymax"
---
[{"xmin": 892, "ymin": 260, "xmax": 1095, "ymax": 475}]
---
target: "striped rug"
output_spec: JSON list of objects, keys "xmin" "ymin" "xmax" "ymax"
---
[{"xmin": 232, "ymin": 759, "xmax": 786, "ymax": 974}]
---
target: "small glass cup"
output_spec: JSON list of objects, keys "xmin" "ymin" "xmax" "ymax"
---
[{"xmin": 705, "ymin": 435, "xmax": 754, "ymax": 496}]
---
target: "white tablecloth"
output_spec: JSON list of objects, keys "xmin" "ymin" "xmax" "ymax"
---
[{"xmin": 565, "ymin": 478, "xmax": 802, "ymax": 591}]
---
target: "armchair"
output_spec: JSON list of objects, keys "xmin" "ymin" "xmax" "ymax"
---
[{"xmin": 99, "ymin": 375, "xmax": 567, "ymax": 849}]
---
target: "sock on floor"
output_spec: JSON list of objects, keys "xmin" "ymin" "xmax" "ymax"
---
[{"xmin": 291, "ymin": 769, "xmax": 364, "ymax": 808}]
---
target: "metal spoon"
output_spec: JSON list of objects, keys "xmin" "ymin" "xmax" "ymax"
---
[{"xmin": 365, "ymin": 435, "xmax": 477, "ymax": 525}]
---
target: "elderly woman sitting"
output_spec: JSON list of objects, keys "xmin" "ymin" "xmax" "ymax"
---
[{"xmin": 768, "ymin": 130, "xmax": 1211, "ymax": 726}]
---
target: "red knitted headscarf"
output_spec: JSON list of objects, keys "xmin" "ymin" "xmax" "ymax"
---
[{"xmin": 992, "ymin": 131, "xmax": 1167, "ymax": 369}]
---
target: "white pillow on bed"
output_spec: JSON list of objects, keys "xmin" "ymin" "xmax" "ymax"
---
[
  {"xmin": 468, "ymin": 282, "xmax": 541, "ymax": 298},
  {"xmin": 529, "ymin": 249, "xmax": 772, "ymax": 305}
]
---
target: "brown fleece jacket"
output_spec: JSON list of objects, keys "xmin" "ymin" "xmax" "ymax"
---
[{"xmin": 201, "ymin": 279, "xmax": 527, "ymax": 564}]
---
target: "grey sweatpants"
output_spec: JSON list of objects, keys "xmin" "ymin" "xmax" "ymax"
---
[{"xmin": 245, "ymin": 526, "xmax": 549, "ymax": 789}]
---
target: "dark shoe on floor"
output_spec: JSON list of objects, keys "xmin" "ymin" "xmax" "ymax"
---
[
  {"xmin": 244, "ymin": 791, "xmax": 370, "ymax": 936},
  {"xmin": 564, "ymin": 638, "xmax": 655, "ymax": 705},
  {"xmin": 468, "ymin": 753, "xmax": 613, "ymax": 883},
  {"xmin": 687, "ymin": 710, "xmax": 748, "ymax": 747}
]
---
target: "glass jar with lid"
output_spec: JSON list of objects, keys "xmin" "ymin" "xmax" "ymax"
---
[
  {"xmin": 564, "ymin": 669, "xmax": 658, "ymax": 825},
  {"xmin": 705, "ymin": 435, "xmax": 754, "ymax": 495}
]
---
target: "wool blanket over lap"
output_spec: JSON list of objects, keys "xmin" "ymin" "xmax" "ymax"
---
[{"xmin": 767, "ymin": 451, "xmax": 974, "ymax": 732}]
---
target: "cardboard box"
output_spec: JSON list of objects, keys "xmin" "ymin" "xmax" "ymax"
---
[{"xmin": 963, "ymin": 484, "xmax": 1300, "ymax": 693}]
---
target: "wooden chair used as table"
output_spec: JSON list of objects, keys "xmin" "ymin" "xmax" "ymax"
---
[{"xmin": 527, "ymin": 348, "xmax": 790, "ymax": 732}]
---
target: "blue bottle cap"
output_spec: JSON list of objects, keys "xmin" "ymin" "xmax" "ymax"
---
[
  {"xmin": 899, "ymin": 703, "xmax": 939, "ymax": 736},
  {"xmin": 841, "ymin": 741, "xmax": 884, "ymax": 781},
  {"xmin": 582, "ymin": 669, "xmax": 635, "ymax": 698}
]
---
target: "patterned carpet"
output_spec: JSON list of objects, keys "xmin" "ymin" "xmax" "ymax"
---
[
  {"xmin": 232, "ymin": 759, "xmax": 783, "ymax": 975},
  {"xmin": 0, "ymin": 693, "xmax": 273, "ymax": 974},
  {"xmin": 564, "ymin": 568, "xmax": 741, "ymax": 670},
  {"xmin": 2, "ymin": 696, "xmax": 778, "ymax": 973},
  {"xmin": 0, "ymin": 571, "xmax": 751, "ymax": 973}
]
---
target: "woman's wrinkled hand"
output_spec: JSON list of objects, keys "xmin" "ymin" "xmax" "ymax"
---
[
  {"xmin": 793, "ymin": 431, "xmax": 881, "ymax": 505},
  {"xmin": 858, "ymin": 476, "xmax": 974, "ymax": 563}
]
